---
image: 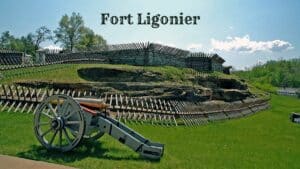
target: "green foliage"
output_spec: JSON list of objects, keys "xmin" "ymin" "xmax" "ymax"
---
[
  {"xmin": 76, "ymin": 27, "xmax": 107, "ymax": 51},
  {"xmin": 54, "ymin": 12, "xmax": 85, "ymax": 52},
  {"xmin": 0, "ymin": 26, "xmax": 51, "ymax": 57},
  {"xmin": 33, "ymin": 26, "xmax": 52, "ymax": 50},
  {"xmin": 54, "ymin": 12, "xmax": 107, "ymax": 52},
  {"xmin": 0, "ymin": 31, "xmax": 36, "ymax": 56},
  {"xmin": 0, "ymin": 95, "xmax": 300, "ymax": 169},
  {"xmin": 20, "ymin": 33, "xmax": 36, "ymax": 56},
  {"xmin": 0, "ymin": 31, "xmax": 14, "ymax": 48},
  {"xmin": 235, "ymin": 59, "xmax": 300, "ymax": 88},
  {"xmin": 1, "ymin": 12, "xmax": 106, "ymax": 54}
]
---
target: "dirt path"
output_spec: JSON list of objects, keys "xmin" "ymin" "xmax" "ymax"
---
[{"xmin": 0, "ymin": 155, "xmax": 76, "ymax": 169}]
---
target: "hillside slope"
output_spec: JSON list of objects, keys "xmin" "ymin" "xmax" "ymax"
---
[
  {"xmin": 0, "ymin": 64, "xmax": 251, "ymax": 101},
  {"xmin": 235, "ymin": 59, "xmax": 300, "ymax": 92}
]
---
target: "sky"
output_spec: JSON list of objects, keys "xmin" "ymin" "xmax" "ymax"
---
[{"xmin": 0, "ymin": 0, "xmax": 299, "ymax": 69}]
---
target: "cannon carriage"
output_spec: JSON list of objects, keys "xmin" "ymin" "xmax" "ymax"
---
[
  {"xmin": 290, "ymin": 112, "xmax": 300, "ymax": 124},
  {"xmin": 34, "ymin": 94, "xmax": 164, "ymax": 160}
]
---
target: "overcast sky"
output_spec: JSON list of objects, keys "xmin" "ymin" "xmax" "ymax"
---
[{"xmin": 0, "ymin": 0, "xmax": 299, "ymax": 69}]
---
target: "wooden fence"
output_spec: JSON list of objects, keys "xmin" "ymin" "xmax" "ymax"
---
[{"xmin": 0, "ymin": 84, "xmax": 270, "ymax": 126}]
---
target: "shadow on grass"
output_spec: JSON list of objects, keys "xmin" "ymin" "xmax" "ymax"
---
[{"xmin": 17, "ymin": 140, "xmax": 159, "ymax": 164}]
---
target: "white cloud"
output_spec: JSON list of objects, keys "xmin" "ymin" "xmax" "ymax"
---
[
  {"xmin": 42, "ymin": 45, "xmax": 62, "ymax": 51},
  {"xmin": 154, "ymin": 41, "xmax": 176, "ymax": 47},
  {"xmin": 210, "ymin": 35, "xmax": 293, "ymax": 53},
  {"xmin": 187, "ymin": 43, "xmax": 203, "ymax": 52}
]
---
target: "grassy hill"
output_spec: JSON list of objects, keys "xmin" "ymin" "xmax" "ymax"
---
[
  {"xmin": 235, "ymin": 59, "xmax": 300, "ymax": 92},
  {"xmin": 1, "ymin": 64, "xmax": 246, "ymax": 100},
  {"xmin": 0, "ymin": 64, "xmax": 209, "ymax": 84}
]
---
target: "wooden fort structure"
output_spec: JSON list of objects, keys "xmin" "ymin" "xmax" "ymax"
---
[
  {"xmin": 0, "ymin": 48, "xmax": 25, "ymax": 65},
  {"xmin": 1, "ymin": 43, "xmax": 230, "ymax": 73},
  {"xmin": 35, "ymin": 42, "xmax": 229, "ymax": 73},
  {"xmin": 0, "ymin": 43, "xmax": 270, "ymax": 127}
]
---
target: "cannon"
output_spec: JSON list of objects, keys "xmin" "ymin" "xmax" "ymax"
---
[
  {"xmin": 33, "ymin": 94, "xmax": 164, "ymax": 160},
  {"xmin": 290, "ymin": 112, "xmax": 300, "ymax": 124}
]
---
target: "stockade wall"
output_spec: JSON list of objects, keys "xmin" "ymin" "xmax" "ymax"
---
[
  {"xmin": 42, "ymin": 49, "xmax": 214, "ymax": 72},
  {"xmin": 185, "ymin": 57, "xmax": 212, "ymax": 72},
  {"xmin": 0, "ymin": 43, "xmax": 225, "ymax": 73},
  {"xmin": 0, "ymin": 52, "xmax": 24, "ymax": 65},
  {"xmin": 43, "ymin": 50, "xmax": 188, "ymax": 68}
]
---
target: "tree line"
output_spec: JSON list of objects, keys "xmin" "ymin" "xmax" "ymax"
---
[
  {"xmin": 0, "ymin": 12, "xmax": 107, "ymax": 56},
  {"xmin": 235, "ymin": 58, "xmax": 300, "ymax": 88}
]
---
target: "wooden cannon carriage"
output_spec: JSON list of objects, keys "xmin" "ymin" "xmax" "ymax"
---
[
  {"xmin": 34, "ymin": 94, "xmax": 164, "ymax": 160},
  {"xmin": 291, "ymin": 112, "xmax": 300, "ymax": 124}
]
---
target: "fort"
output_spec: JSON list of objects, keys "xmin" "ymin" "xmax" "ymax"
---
[
  {"xmin": 39, "ymin": 42, "xmax": 230, "ymax": 73},
  {"xmin": 0, "ymin": 42, "xmax": 231, "ymax": 73},
  {"xmin": 0, "ymin": 42, "xmax": 269, "ymax": 127}
]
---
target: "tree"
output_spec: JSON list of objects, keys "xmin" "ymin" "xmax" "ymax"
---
[
  {"xmin": 0, "ymin": 31, "xmax": 25, "ymax": 51},
  {"xmin": 54, "ymin": 12, "xmax": 85, "ymax": 52},
  {"xmin": 76, "ymin": 27, "xmax": 107, "ymax": 51},
  {"xmin": 0, "ymin": 31, "xmax": 35, "ymax": 56},
  {"xmin": 20, "ymin": 33, "xmax": 36, "ymax": 56},
  {"xmin": 33, "ymin": 26, "xmax": 52, "ymax": 50},
  {"xmin": 9, "ymin": 38, "xmax": 24, "ymax": 52},
  {"xmin": 0, "ymin": 31, "xmax": 14, "ymax": 49}
]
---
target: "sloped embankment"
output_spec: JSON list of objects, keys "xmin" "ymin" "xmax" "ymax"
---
[
  {"xmin": 18, "ymin": 67, "xmax": 252, "ymax": 102},
  {"xmin": 9, "ymin": 65, "xmax": 269, "ymax": 124}
]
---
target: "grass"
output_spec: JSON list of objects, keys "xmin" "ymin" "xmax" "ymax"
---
[
  {"xmin": 1, "ymin": 94, "xmax": 300, "ymax": 169},
  {"xmin": 0, "ymin": 64, "xmax": 237, "ymax": 85}
]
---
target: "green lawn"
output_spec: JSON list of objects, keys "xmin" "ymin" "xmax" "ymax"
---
[
  {"xmin": 0, "ymin": 64, "xmax": 236, "ymax": 85},
  {"xmin": 0, "ymin": 64, "xmax": 192, "ymax": 84},
  {"xmin": 0, "ymin": 94, "xmax": 300, "ymax": 169}
]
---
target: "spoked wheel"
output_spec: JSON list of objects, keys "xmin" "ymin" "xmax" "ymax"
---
[{"xmin": 34, "ymin": 95, "xmax": 85, "ymax": 152}]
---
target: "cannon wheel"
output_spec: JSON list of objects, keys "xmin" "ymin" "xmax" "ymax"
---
[{"xmin": 34, "ymin": 95, "xmax": 85, "ymax": 152}]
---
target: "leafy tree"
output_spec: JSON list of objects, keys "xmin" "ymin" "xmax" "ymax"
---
[
  {"xmin": 10, "ymin": 38, "xmax": 24, "ymax": 52},
  {"xmin": 33, "ymin": 26, "xmax": 52, "ymax": 50},
  {"xmin": 0, "ymin": 31, "xmax": 35, "ymax": 56},
  {"xmin": 0, "ymin": 31, "xmax": 25, "ymax": 51},
  {"xmin": 54, "ymin": 12, "xmax": 85, "ymax": 52},
  {"xmin": 20, "ymin": 33, "xmax": 36, "ymax": 56},
  {"xmin": 76, "ymin": 27, "xmax": 107, "ymax": 51},
  {"xmin": 0, "ymin": 31, "xmax": 14, "ymax": 49},
  {"xmin": 1, "ymin": 12, "xmax": 107, "ymax": 55}
]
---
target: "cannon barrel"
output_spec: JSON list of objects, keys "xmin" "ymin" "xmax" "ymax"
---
[{"xmin": 75, "ymin": 97, "xmax": 109, "ymax": 110}]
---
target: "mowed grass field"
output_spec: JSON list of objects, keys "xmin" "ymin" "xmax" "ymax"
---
[{"xmin": 0, "ymin": 94, "xmax": 300, "ymax": 169}]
